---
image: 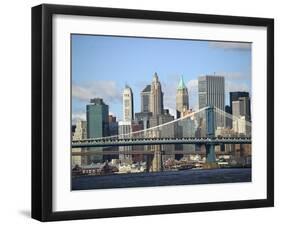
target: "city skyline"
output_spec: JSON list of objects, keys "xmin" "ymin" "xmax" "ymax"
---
[
  {"xmin": 71, "ymin": 34, "xmax": 252, "ymax": 190},
  {"xmin": 72, "ymin": 34, "xmax": 251, "ymax": 124}
]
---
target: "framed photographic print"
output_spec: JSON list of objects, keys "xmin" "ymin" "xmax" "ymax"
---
[{"xmin": 32, "ymin": 4, "xmax": 274, "ymax": 221}]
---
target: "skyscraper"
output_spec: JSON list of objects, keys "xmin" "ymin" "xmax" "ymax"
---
[
  {"xmin": 108, "ymin": 115, "xmax": 118, "ymax": 136},
  {"xmin": 238, "ymin": 96, "xmax": 251, "ymax": 121},
  {"xmin": 232, "ymin": 96, "xmax": 251, "ymax": 121},
  {"xmin": 198, "ymin": 75, "xmax": 225, "ymax": 127},
  {"xmin": 150, "ymin": 72, "xmax": 164, "ymax": 116},
  {"xmin": 176, "ymin": 75, "xmax": 189, "ymax": 118},
  {"xmin": 72, "ymin": 120, "xmax": 87, "ymax": 167},
  {"xmin": 141, "ymin": 85, "xmax": 151, "ymax": 113},
  {"xmin": 107, "ymin": 115, "xmax": 119, "ymax": 162},
  {"xmin": 229, "ymin": 91, "xmax": 249, "ymax": 114},
  {"xmin": 232, "ymin": 96, "xmax": 251, "ymax": 136},
  {"xmin": 118, "ymin": 121, "xmax": 132, "ymax": 161},
  {"xmin": 86, "ymin": 98, "xmax": 109, "ymax": 163},
  {"xmin": 232, "ymin": 101, "xmax": 241, "ymax": 118},
  {"xmin": 225, "ymin": 105, "xmax": 232, "ymax": 128},
  {"xmin": 119, "ymin": 86, "xmax": 134, "ymax": 162},
  {"xmin": 198, "ymin": 75, "xmax": 225, "ymax": 110},
  {"xmin": 123, "ymin": 85, "xmax": 134, "ymax": 122},
  {"xmin": 86, "ymin": 98, "xmax": 109, "ymax": 138},
  {"xmin": 73, "ymin": 120, "xmax": 87, "ymax": 140}
]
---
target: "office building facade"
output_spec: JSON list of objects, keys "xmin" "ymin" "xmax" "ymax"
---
[
  {"xmin": 232, "ymin": 96, "xmax": 251, "ymax": 121},
  {"xmin": 118, "ymin": 121, "xmax": 132, "ymax": 161},
  {"xmin": 229, "ymin": 91, "xmax": 249, "ymax": 114},
  {"xmin": 123, "ymin": 85, "xmax": 134, "ymax": 122},
  {"xmin": 86, "ymin": 98, "xmax": 109, "ymax": 163},
  {"xmin": 86, "ymin": 98, "xmax": 109, "ymax": 138},
  {"xmin": 198, "ymin": 75, "xmax": 225, "ymax": 110},
  {"xmin": 150, "ymin": 72, "xmax": 164, "ymax": 116},
  {"xmin": 141, "ymin": 85, "xmax": 151, "ymax": 113},
  {"xmin": 72, "ymin": 120, "xmax": 87, "ymax": 167},
  {"xmin": 198, "ymin": 75, "xmax": 225, "ymax": 127}
]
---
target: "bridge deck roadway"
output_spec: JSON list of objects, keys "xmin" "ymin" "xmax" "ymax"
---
[
  {"xmin": 71, "ymin": 150, "xmax": 231, "ymax": 156},
  {"xmin": 72, "ymin": 138, "xmax": 251, "ymax": 148}
]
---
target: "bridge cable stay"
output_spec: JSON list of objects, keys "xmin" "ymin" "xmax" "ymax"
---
[{"xmin": 213, "ymin": 107, "xmax": 252, "ymax": 127}]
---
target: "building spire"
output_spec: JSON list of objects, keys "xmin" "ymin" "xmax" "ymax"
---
[
  {"xmin": 177, "ymin": 75, "xmax": 186, "ymax": 90},
  {"xmin": 153, "ymin": 72, "xmax": 159, "ymax": 82}
]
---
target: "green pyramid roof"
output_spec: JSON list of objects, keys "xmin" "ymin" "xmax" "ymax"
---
[{"xmin": 177, "ymin": 75, "xmax": 186, "ymax": 90}]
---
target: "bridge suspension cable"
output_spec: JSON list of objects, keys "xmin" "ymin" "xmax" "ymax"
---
[
  {"xmin": 84, "ymin": 106, "xmax": 208, "ymax": 140},
  {"xmin": 79, "ymin": 106, "xmax": 251, "ymax": 141}
]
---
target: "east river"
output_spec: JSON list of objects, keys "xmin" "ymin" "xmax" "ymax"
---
[{"xmin": 72, "ymin": 168, "xmax": 251, "ymax": 190}]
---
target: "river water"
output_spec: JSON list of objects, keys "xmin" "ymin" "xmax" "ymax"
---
[{"xmin": 72, "ymin": 168, "xmax": 251, "ymax": 190}]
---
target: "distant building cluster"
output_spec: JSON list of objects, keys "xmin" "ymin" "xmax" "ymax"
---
[{"xmin": 72, "ymin": 72, "xmax": 251, "ymax": 169}]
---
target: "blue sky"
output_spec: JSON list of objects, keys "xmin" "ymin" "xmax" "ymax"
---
[{"xmin": 72, "ymin": 34, "xmax": 251, "ymax": 124}]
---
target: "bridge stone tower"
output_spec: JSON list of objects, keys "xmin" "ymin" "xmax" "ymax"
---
[{"xmin": 205, "ymin": 106, "xmax": 216, "ymax": 163}]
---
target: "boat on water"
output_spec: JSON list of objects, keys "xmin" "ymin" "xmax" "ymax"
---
[
  {"xmin": 178, "ymin": 165, "xmax": 193, "ymax": 171},
  {"xmin": 117, "ymin": 162, "xmax": 147, "ymax": 174}
]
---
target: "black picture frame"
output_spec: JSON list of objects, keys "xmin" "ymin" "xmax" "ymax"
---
[{"xmin": 32, "ymin": 4, "xmax": 274, "ymax": 222}]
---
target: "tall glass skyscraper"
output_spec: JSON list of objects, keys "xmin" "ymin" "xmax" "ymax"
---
[
  {"xmin": 86, "ymin": 98, "xmax": 109, "ymax": 139},
  {"xmin": 86, "ymin": 98, "xmax": 109, "ymax": 164}
]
